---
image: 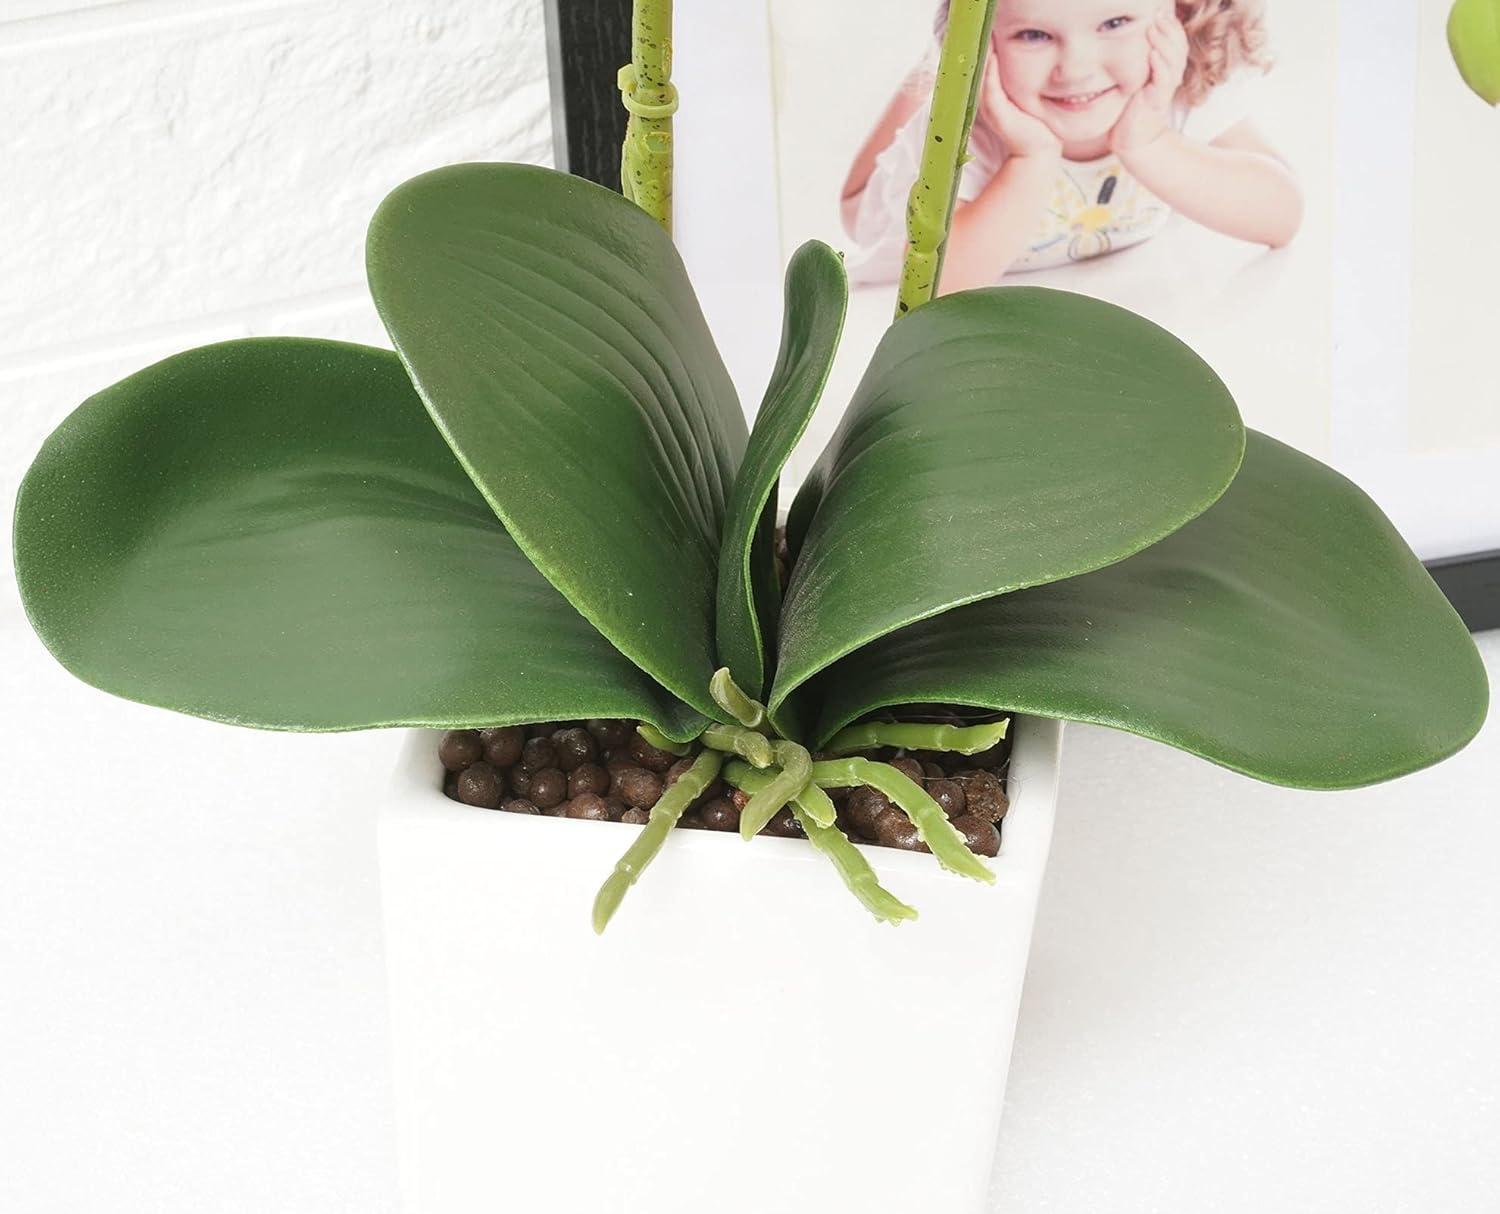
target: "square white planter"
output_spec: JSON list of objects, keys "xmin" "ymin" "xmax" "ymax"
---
[{"xmin": 379, "ymin": 715, "xmax": 1062, "ymax": 1214}]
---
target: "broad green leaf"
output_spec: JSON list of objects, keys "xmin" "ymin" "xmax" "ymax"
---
[
  {"xmin": 715, "ymin": 240, "xmax": 847, "ymax": 700},
  {"xmin": 770, "ymin": 286, "xmax": 1244, "ymax": 731},
  {"xmin": 367, "ymin": 162, "xmax": 747, "ymax": 721},
  {"xmin": 808, "ymin": 432, "xmax": 1488, "ymax": 789},
  {"xmin": 13, "ymin": 338, "xmax": 706, "ymax": 739}
]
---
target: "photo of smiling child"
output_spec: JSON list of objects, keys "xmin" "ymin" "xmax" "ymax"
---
[{"xmin": 841, "ymin": 0, "xmax": 1304, "ymax": 290}]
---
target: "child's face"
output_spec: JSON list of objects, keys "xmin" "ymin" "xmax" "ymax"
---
[{"xmin": 991, "ymin": 0, "xmax": 1163, "ymax": 145}]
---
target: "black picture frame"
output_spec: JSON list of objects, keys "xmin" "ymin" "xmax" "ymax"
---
[{"xmin": 542, "ymin": 0, "xmax": 1497, "ymax": 634}]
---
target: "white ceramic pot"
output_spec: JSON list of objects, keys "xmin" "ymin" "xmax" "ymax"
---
[{"xmin": 379, "ymin": 714, "xmax": 1062, "ymax": 1214}]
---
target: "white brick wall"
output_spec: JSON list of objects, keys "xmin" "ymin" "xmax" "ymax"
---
[{"xmin": 1, "ymin": 0, "xmax": 553, "ymax": 584}]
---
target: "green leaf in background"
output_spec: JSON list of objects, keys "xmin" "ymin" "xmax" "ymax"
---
[
  {"xmin": 771, "ymin": 286, "xmax": 1244, "ymax": 728},
  {"xmin": 1449, "ymin": 0, "xmax": 1500, "ymax": 105},
  {"xmin": 809, "ymin": 431, "xmax": 1488, "ymax": 788},
  {"xmin": 714, "ymin": 240, "xmax": 847, "ymax": 700},
  {"xmin": 367, "ymin": 162, "xmax": 747, "ymax": 721},
  {"xmin": 13, "ymin": 339, "xmax": 706, "ymax": 739}
]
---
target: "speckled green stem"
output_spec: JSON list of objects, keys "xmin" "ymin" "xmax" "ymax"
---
[
  {"xmin": 723, "ymin": 763, "xmax": 918, "ymax": 925},
  {"xmin": 710, "ymin": 666, "xmax": 767, "ymax": 730},
  {"xmin": 701, "ymin": 723, "xmax": 775, "ymax": 768},
  {"xmin": 822, "ymin": 719, "xmax": 1008, "ymax": 757},
  {"xmin": 895, "ymin": 0, "xmax": 998, "ymax": 318},
  {"xmin": 636, "ymin": 722, "xmax": 694, "ymax": 756},
  {"xmin": 618, "ymin": 0, "xmax": 676, "ymax": 232},
  {"xmin": 811, "ymin": 757, "xmax": 994, "ymax": 884},
  {"xmin": 739, "ymin": 740, "xmax": 814, "ymax": 839},
  {"xmin": 592, "ymin": 747, "xmax": 723, "ymax": 933}
]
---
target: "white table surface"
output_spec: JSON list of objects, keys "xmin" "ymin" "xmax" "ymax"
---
[{"xmin": 2, "ymin": 599, "xmax": 1496, "ymax": 1213}]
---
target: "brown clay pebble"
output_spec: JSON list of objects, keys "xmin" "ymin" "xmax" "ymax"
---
[
  {"xmin": 528, "ymin": 768, "xmax": 567, "ymax": 810},
  {"xmin": 551, "ymin": 727, "xmax": 597, "ymax": 771},
  {"xmin": 921, "ymin": 759, "xmax": 946, "ymax": 780},
  {"xmin": 455, "ymin": 761, "xmax": 502, "ymax": 809},
  {"xmin": 889, "ymin": 756, "xmax": 925, "ymax": 785},
  {"xmin": 677, "ymin": 813, "xmax": 705, "ymax": 829},
  {"xmin": 605, "ymin": 755, "xmax": 638, "ymax": 782},
  {"xmin": 439, "ymin": 729, "xmax": 483, "ymax": 771},
  {"xmin": 520, "ymin": 735, "xmax": 558, "ymax": 773},
  {"xmin": 663, "ymin": 756, "xmax": 695, "ymax": 787},
  {"xmin": 500, "ymin": 797, "xmax": 539, "ymax": 815},
  {"xmin": 845, "ymin": 785, "xmax": 894, "ymax": 839},
  {"xmin": 873, "ymin": 808, "xmax": 928, "ymax": 852},
  {"xmin": 564, "ymin": 793, "xmax": 612, "ymax": 821},
  {"xmin": 620, "ymin": 807, "xmax": 650, "ymax": 825},
  {"xmin": 586, "ymin": 718, "xmax": 634, "ymax": 748},
  {"xmin": 443, "ymin": 771, "xmax": 459, "ymax": 801},
  {"xmin": 614, "ymin": 766, "xmax": 663, "ymax": 810},
  {"xmin": 928, "ymin": 778, "xmax": 966, "ymax": 820},
  {"xmin": 698, "ymin": 796, "xmax": 740, "ymax": 832},
  {"xmin": 759, "ymin": 807, "xmax": 804, "ymax": 838},
  {"xmin": 568, "ymin": 763, "xmax": 610, "ymax": 798},
  {"xmin": 527, "ymin": 721, "xmax": 562, "ymax": 738},
  {"xmin": 729, "ymin": 787, "xmax": 750, "ymax": 812},
  {"xmin": 627, "ymin": 730, "xmax": 678, "ymax": 773},
  {"xmin": 958, "ymin": 770, "xmax": 1008, "ymax": 822},
  {"xmin": 509, "ymin": 768, "xmax": 532, "ymax": 798},
  {"xmin": 951, "ymin": 813, "xmax": 1000, "ymax": 857},
  {"xmin": 479, "ymin": 726, "xmax": 525, "ymax": 768}
]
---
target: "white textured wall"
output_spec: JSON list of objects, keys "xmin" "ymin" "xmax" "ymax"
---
[{"xmin": 1, "ymin": 0, "xmax": 553, "ymax": 584}]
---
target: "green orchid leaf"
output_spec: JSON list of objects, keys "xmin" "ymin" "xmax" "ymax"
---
[
  {"xmin": 770, "ymin": 285, "xmax": 1244, "ymax": 730},
  {"xmin": 367, "ymin": 162, "xmax": 747, "ymax": 721},
  {"xmin": 13, "ymin": 338, "xmax": 706, "ymax": 739},
  {"xmin": 715, "ymin": 240, "xmax": 847, "ymax": 700},
  {"xmin": 809, "ymin": 431, "xmax": 1488, "ymax": 789}
]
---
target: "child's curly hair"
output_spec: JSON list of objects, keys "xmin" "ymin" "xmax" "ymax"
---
[
  {"xmin": 930, "ymin": 1, "xmax": 1272, "ymax": 108},
  {"xmin": 1177, "ymin": 0, "xmax": 1271, "ymax": 105}
]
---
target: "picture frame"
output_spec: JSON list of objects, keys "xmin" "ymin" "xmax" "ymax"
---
[{"xmin": 543, "ymin": 0, "xmax": 1497, "ymax": 632}]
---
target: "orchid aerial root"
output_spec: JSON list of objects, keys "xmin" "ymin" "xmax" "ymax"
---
[
  {"xmin": 822, "ymin": 719, "xmax": 1008, "ymax": 757},
  {"xmin": 725, "ymin": 763, "xmax": 919, "ymax": 925},
  {"xmin": 812, "ymin": 757, "xmax": 994, "ymax": 884},
  {"xmin": 592, "ymin": 747, "xmax": 724, "ymax": 934},
  {"xmin": 592, "ymin": 668, "xmax": 999, "ymax": 930}
]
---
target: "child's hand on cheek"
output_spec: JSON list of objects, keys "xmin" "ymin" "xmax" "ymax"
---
[
  {"xmin": 1109, "ymin": 11, "xmax": 1188, "ymax": 154},
  {"xmin": 979, "ymin": 55, "xmax": 1062, "ymax": 160}
]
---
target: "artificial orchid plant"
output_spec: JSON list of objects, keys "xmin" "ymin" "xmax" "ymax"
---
[{"xmin": 13, "ymin": 0, "xmax": 1487, "ymax": 930}]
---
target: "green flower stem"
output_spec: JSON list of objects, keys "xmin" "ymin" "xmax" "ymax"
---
[
  {"xmin": 822, "ymin": 719, "xmax": 1008, "ymax": 757},
  {"xmin": 709, "ymin": 666, "xmax": 767, "ymax": 730},
  {"xmin": 593, "ymin": 747, "xmax": 724, "ymax": 934},
  {"xmin": 724, "ymin": 763, "xmax": 917, "ymax": 925},
  {"xmin": 739, "ymin": 739, "xmax": 813, "ymax": 839},
  {"xmin": 895, "ymin": 0, "xmax": 999, "ymax": 319},
  {"xmin": 618, "ymin": 0, "xmax": 677, "ymax": 232},
  {"xmin": 636, "ymin": 722, "xmax": 695, "ymax": 756},
  {"xmin": 811, "ymin": 758, "xmax": 995, "ymax": 884},
  {"xmin": 701, "ymin": 723, "xmax": 775, "ymax": 768}
]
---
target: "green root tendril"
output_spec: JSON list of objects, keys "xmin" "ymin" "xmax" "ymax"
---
[
  {"xmin": 701, "ymin": 722, "xmax": 775, "ymax": 768},
  {"xmin": 635, "ymin": 722, "xmax": 695, "ymax": 756},
  {"xmin": 739, "ymin": 740, "xmax": 813, "ymax": 839},
  {"xmin": 723, "ymin": 763, "xmax": 917, "ymax": 925},
  {"xmin": 811, "ymin": 758, "xmax": 995, "ymax": 884},
  {"xmin": 789, "ymin": 780, "xmax": 839, "ymax": 831},
  {"xmin": 709, "ymin": 666, "xmax": 768, "ymax": 730},
  {"xmin": 822, "ymin": 719, "xmax": 1008, "ymax": 757},
  {"xmin": 592, "ymin": 748, "xmax": 724, "ymax": 934}
]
